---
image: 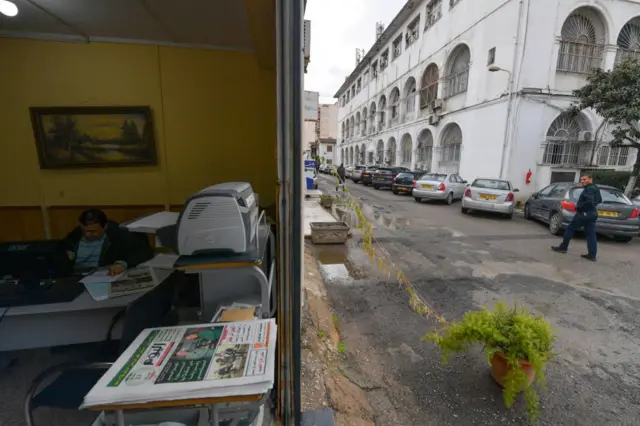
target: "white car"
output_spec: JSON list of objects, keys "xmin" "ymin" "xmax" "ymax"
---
[
  {"xmin": 413, "ymin": 173, "xmax": 468, "ymax": 205},
  {"xmin": 461, "ymin": 178, "xmax": 518, "ymax": 219}
]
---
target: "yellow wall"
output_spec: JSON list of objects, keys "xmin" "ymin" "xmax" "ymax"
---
[{"xmin": 0, "ymin": 38, "xmax": 277, "ymax": 209}]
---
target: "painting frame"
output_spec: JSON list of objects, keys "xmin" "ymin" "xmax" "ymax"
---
[{"xmin": 30, "ymin": 106, "xmax": 158, "ymax": 169}]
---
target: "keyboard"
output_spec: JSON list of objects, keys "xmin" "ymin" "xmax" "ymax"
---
[{"xmin": 0, "ymin": 275, "xmax": 85, "ymax": 308}]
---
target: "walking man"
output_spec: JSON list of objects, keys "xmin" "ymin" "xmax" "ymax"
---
[
  {"xmin": 336, "ymin": 163, "xmax": 346, "ymax": 192},
  {"xmin": 551, "ymin": 174, "xmax": 602, "ymax": 261}
]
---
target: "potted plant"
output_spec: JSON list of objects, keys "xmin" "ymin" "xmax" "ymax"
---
[
  {"xmin": 320, "ymin": 194, "xmax": 335, "ymax": 209},
  {"xmin": 424, "ymin": 302, "xmax": 555, "ymax": 423}
]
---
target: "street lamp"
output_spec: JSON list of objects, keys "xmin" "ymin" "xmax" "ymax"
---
[{"xmin": 488, "ymin": 65, "xmax": 515, "ymax": 179}]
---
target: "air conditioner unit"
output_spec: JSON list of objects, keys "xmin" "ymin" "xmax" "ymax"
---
[
  {"xmin": 578, "ymin": 131, "xmax": 593, "ymax": 141},
  {"xmin": 429, "ymin": 115, "xmax": 440, "ymax": 126},
  {"xmin": 432, "ymin": 99, "xmax": 444, "ymax": 110}
]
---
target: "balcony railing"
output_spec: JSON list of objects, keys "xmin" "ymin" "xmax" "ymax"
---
[
  {"xmin": 615, "ymin": 48, "xmax": 640, "ymax": 66},
  {"xmin": 557, "ymin": 40, "xmax": 604, "ymax": 74},
  {"xmin": 539, "ymin": 140, "xmax": 595, "ymax": 166}
]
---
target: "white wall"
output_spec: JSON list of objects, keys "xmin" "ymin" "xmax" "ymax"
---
[
  {"xmin": 319, "ymin": 103, "xmax": 338, "ymax": 139},
  {"xmin": 319, "ymin": 142, "xmax": 336, "ymax": 164}
]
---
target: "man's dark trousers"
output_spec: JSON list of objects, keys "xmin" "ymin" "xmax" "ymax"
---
[{"xmin": 559, "ymin": 212, "xmax": 598, "ymax": 257}]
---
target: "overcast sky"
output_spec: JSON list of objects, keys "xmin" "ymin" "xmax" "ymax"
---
[{"xmin": 304, "ymin": 0, "xmax": 406, "ymax": 104}]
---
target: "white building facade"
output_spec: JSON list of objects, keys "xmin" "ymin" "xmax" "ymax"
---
[
  {"xmin": 335, "ymin": 0, "xmax": 640, "ymax": 197},
  {"xmin": 319, "ymin": 103, "xmax": 338, "ymax": 139}
]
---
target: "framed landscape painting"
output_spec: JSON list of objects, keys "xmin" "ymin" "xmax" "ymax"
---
[{"xmin": 30, "ymin": 106, "xmax": 157, "ymax": 169}]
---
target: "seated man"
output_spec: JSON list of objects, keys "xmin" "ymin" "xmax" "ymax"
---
[{"xmin": 60, "ymin": 208, "xmax": 154, "ymax": 275}]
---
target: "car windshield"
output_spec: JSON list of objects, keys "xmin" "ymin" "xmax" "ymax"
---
[
  {"xmin": 396, "ymin": 173, "xmax": 413, "ymax": 178},
  {"xmin": 472, "ymin": 179, "xmax": 511, "ymax": 190},
  {"xmin": 419, "ymin": 173, "xmax": 447, "ymax": 182},
  {"xmin": 377, "ymin": 168, "xmax": 393, "ymax": 173},
  {"xmin": 355, "ymin": 166, "xmax": 365, "ymax": 170},
  {"xmin": 570, "ymin": 187, "xmax": 632, "ymax": 205}
]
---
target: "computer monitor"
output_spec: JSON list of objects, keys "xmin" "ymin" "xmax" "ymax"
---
[{"xmin": 0, "ymin": 240, "xmax": 74, "ymax": 280}]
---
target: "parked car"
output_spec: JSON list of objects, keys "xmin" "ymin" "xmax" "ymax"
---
[
  {"xmin": 524, "ymin": 182, "xmax": 640, "ymax": 242},
  {"xmin": 345, "ymin": 166, "xmax": 355, "ymax": 179},
  {"xmin": 372, "ymin": 167, "xmax": 411, "ymax": 189},
  {"xmin": 361, "ymin": 166, "xmax": 379, "ymax": 186},
  {"xmin": 461, "ymin": 178, "xmax": 518, "ymax": 219},
  {"xmin": 392, "ymin": 171, "xmax": 424, "ymax": 195},
  {"xmin": 413, "ymin": 173, "xmax": 467, "ymax": 204},
  {"xmin": 351, "ymin": 165, "xmax": 367, "ymax": 183}
]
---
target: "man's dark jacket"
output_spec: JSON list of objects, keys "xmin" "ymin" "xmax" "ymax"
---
[
  {"xmin": 60, "ymin": 220, "xmax": 154, "ymax": 268},
  {"xmin": 337, "ymin": 166, "xmax": 346, "ymax": 181},
  {"xmin": 576, "ymin": 183, "xmax": 603, "ymax": 215}
]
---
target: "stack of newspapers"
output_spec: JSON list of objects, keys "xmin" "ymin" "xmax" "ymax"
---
[{"xmin": 81, "ymin": 319, "xmax": 277, "ymax": 408}]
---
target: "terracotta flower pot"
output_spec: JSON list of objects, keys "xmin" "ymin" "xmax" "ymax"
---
[{"xmin": 490, "ymin": 351, "xmax": 535, "ymax": 389}]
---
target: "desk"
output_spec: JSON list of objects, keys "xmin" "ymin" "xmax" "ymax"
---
[{"xmin": 0, "ymin": 269, "xmax": 173, "ymax": 352}]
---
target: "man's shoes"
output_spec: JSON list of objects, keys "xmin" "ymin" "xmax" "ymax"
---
[
  {"xmin": 580, "ymin": 254, "xmax": 596, "ymax": 262},
  {"xmin": 551, "ymin": 246, "xmax": 567, "ymax": 253}
]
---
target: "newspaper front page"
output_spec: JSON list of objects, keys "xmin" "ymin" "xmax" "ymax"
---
[{"xmin": 82, "ymin": 319, "xmax": 276, "ymax": 408}]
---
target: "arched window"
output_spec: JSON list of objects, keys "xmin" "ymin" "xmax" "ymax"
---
[
  {"xmin": 417, "ymin": 129, "xmax": 434, "ymax": 171},
  {"xmin": 389, "ymin": 87, "xmax": 401, "ymax": 126},
  {"xmin": 401, "ymin": 134, "xmax": 412, "ymax": 165},
  {"xmin": 376, "ymin": 140, "xmax": 384, "ymax": 164},
  {"xmin": 403, "ymin": 77, "xmax": 417, "ymax": 122},
  {"xmin": 387, "ymin": 137, "xmax": 397, "ymax": 166},
  {"xmin": 439, "ymin": 123, "xmax": 462, "ymax": 173},
  {"xmin": 378, "ymin": 96, "xmax": 387, "ymax": 131},
  {"xmin": 355, "ymin": 146, "xmax": 360, "ymax": 165},
  {"xmin": 350, "ymin": 117, "xmax": 355, "ymax": 138},
  {"xmin": 360, "ymin": 144, "xmax": 366, "ymax": 163},
  {"xmin": 345, "ymin": 119, "xmax": 350, "ymax": 140},
  {"xmin": 557, "ymin": 8, "xmax": 606, "ymax": 73},
  {"xmin": 542, "ymin": 113, "xmax": 588, "ymax": 165},
  {"xmin": 444, "ymin": 45, "xmax": 470, "ymax": 98},
  {"xmin": 369, "ymin": 102, "xmax": 377, "ymax": 134},
  {"xmin": 355, "ymin": 112, "xmax": 361, "ymax": 137},
  {"xmin": 420, "ymin": 64, "xmax": 439, "ymax": 109},
  {"xmin": 362, "ymin": 107, "xmax": 368, "ymax": 135},
  {"xmin": 616, "ymin": 17, "xmax": 640, "ymax": 65}
]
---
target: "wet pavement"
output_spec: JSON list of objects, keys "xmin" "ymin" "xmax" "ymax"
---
[{"xmin": 314, "ymin": 174, "xmax": 640, "ymax": 426}]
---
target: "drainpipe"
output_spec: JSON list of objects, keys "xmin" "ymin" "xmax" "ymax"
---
[{"xmin": 499, "ymin": 0, "xmax": 525, "ymax": 179}]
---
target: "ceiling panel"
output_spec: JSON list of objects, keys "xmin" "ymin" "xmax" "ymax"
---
[
  {"xmin": 146, "ymin": 0, "xmax": 253, "ymax": 49},
  {"xmin": 0, "ymin": 0, "xmax": 76, "ymax": 35},
  {"xmin": 0, "ymin": 0, "xmax": 254, "ymax": 50}
]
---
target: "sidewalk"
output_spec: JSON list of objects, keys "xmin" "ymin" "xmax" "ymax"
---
[{"xmin": 301, "ymin": 244, "xmax": 375, "ymax": 426}]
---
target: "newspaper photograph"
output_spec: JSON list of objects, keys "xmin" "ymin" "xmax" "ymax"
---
[
  {"xmin": 82, "ymin": 319, "xmax": 276, "ymax": 408},
  {"xmin": 109, "ymin": 267, "xmax": 157, "ymax": 298}
]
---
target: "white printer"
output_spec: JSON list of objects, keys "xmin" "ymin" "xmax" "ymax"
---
[{"xmin": 177, "ymin": 182, "xmax": 259, "ymax": 255}]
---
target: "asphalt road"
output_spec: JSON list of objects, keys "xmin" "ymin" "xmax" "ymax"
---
[{"xmin": 314, "ymin": 174, "xmax": 640, "ymax": 426}]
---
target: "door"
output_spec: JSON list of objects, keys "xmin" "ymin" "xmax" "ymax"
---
[
  {"xmin": 540, "ymin": 184, "xmax": 567, "ymax": 221},
  {"xmin": 452, "ymin": 174, "xmax": 465, "ymax": 199},
  {"xmin": 530, "ymin": 184, "xmax": 556, "ymax": 218}
]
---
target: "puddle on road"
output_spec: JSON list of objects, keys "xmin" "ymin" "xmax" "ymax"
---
[
  {"xmin": 315, "ymin": 248, "xmax": 361, "ymax": 282},
  {"xmin": 332, "ymin": 202, "xmax": 411, "ymax": 231}
]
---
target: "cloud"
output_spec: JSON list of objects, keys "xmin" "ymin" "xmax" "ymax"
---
[{"xmin": 304, "ymin": 0, "xmax": 406, "ymax": 100}]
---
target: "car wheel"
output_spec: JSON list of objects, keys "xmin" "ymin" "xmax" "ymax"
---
[
  {"xmin": 505, "ymin": 212, "xmax": 514, "ymax": 220},
  {"xmin": 373, "ymin": 185, "xmax": 380, "ymax": 190},
  {"xmin": 363, "ymin": 183, "xmax": 369, "ymax": 186},
  {"xmin": 392, "ymin": 189, "xmax": 399, "ymax": 195},
  {"xmin": 524, "ymin": 203, "xmax": 531, "ymax": 220},
  {"xmin": 445, "ymin": 192, "xmax": 453, "ymax": 205},
  {"xmin": 548, "ymin": 212, "xmax": 563, "ymax": 236},
  {"xmin": 414, "ymin": 197, "xmax": 422, "ymax": 203},
  {"xmin": 461, "ymin": 207, "xmax": 469, "ymax": 214},
  {"xmin": 614, "ymin": 236, "xmax": 633, "ymax": 243}
]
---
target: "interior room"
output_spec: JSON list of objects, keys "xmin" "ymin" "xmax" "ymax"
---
[{"xmin": 0, "ymin": 0, "xmax": 302, "ymax": 425}]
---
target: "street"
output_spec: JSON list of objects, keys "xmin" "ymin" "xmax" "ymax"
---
[{"xmin": 313, "ymin": 174, "xmax": 640, "ymax": 425}]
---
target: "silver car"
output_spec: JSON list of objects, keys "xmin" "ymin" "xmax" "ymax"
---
[
  {"xmin": 461, "ymin": 178, "xmax": 518, "ymax": 219},
  {"xmin": 413, "ymin": 173, "xmax": 468, "ymax": 205}
]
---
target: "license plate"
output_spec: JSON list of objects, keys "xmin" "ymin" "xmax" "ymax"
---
[
  {"xmin": 421, "ymin": 184, "xmax": 433, "ymax": 189},
  {"xmin": 479, "ymin": 194, "xmax": 497, "ymax": 200},
  {"xmin": 399, "ymin": 187, "xmax": 409, "ymax": 191},
  {"xmin": 376, "ymin": 178, "xmax": 384, "ymax": 181},
  {"xmin": 598, "ymin": 210, "xmax": 618, "ymax": 217}
]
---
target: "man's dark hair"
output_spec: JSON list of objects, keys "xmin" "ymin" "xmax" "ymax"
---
[
  {"xmin": 79, "ymin": 208, "xmax": 108, "ymax": 227},
  {"xmin": 581, "ymin": 174, "xmax": 593, "ymax": 179}
]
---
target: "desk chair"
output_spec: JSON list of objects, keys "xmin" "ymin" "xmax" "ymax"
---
[{"xmin": 24, "ymin": 271, "xmax": 180, "ymax": 426}]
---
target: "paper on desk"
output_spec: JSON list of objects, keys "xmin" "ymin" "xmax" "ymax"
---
[
  {"xmin": 80, "ymin": 269, "xmax": 124, "ymax": 284},
  {"xmin": 139, "ymin": 253, "xmax": 179, "ymax": 270},
  {"xmin": 84, "ymin": 281, "xmax": 110, "ymax": 301}
]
